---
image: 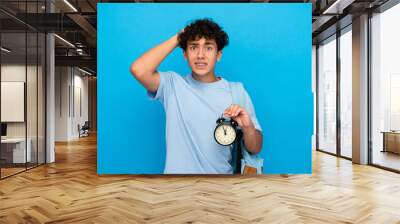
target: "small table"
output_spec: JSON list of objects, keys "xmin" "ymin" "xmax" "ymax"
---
[{"xmin": 381, "ymin": 131, "xmax": 400, "ymax": 154}]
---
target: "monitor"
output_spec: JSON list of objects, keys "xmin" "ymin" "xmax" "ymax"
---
[{"xmin": 1, "ymin": 123, "xmax": 7, "ymax": 137}]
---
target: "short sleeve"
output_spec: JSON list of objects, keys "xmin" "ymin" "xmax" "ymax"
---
[
  {"xmin": 242, "ymin": 87, "xmax": 262, "ymax": 132},
  {"xmin": 147, "ymin": 71, "xmax": 176, "ymax": 105}
]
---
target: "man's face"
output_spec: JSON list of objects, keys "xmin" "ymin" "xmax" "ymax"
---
[{"xmin": 184, "ymin": 37, "xmax": 222, "ymax": 77}]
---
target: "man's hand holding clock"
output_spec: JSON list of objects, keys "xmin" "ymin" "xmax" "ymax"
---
[
  {"xmin": 214, "ymin": 104, "xmax": 262, "ymax": 154},
  {"xmin": 223, "ymin": 104, "xmax": 255, "ymax": 131},
  {"xmin": 214, "ymin": 104, "xmax": 256, "ymax": 146}
]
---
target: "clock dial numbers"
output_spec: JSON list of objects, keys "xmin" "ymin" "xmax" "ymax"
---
[{"xmin": 215, "ymin": 124, "xmax": 237, "ymax": 146}]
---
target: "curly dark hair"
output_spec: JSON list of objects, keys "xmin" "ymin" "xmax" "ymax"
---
[{"xmin": 178, "ymin": 18, "xmax": 229, "ymax": 52}]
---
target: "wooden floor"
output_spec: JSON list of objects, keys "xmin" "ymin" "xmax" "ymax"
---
[
  {"xmin": 1, "ymin": 163, "xmax": 45, "ymax": 178},
  {"xmin": 0, "ymin": 167, "xmax": 26, "ymax": 178},
  {"xmin": 1, "ymin": 135, "xmax": 400, "ymax": 224}
]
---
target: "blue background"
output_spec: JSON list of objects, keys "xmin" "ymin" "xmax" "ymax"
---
[{"xmin": 98, "ymin": 3, "xmax": 312, "ymax": 174}]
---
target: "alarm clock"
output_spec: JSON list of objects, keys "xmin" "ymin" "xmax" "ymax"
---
[{"xmin": 214, "ymin": 116, "xmax": 238, "ymax": 146}]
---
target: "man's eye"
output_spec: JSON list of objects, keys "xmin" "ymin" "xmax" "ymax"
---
[
  {"xmin": 190, "ymin": 46, "xmax": 196, "ymax": 50},
  {"xmin": 207, "ymin": 47, "xmax": 213, "ymax": 51}
]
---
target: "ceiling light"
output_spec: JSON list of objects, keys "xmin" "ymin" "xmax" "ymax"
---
[
  {"xmin": 322, "ymin": 0, "xmax": 354, "ymax": 15},
  {"xmin": 1, "ymin": 47, "xmax": 11, "ymax": 53},
  {"xmin": 54, "ymin": 34, "xmax": 75, "ymax": 48},
  {"xmin": 63, "ymin": 0, "xmax": 78, "ymax": 12},
  {"xmin": 78, "ymin": 67, "xmax": 93, "ymax": 76}
]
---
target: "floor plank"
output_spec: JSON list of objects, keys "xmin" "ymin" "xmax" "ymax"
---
[{"xmin": 1, "ymin": 134, "xmax": 400, "ymax": 223}]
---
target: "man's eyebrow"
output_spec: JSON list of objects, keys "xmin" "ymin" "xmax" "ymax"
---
[{"xmin": 188, "ymin": 42, "xmax": 216, "ymax": 46}]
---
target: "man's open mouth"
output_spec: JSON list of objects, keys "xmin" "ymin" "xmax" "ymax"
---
[{"xmin": 194, "ymin": 62, "xmax": 208, "ymax": 69}]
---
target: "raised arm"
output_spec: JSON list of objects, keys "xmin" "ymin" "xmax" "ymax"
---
[{"xmin": 130, "ymin": 33, "xmax": 179, "ymax": 93}]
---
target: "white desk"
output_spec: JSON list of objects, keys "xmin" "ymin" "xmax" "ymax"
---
[{"xmin": 1, "ymin": 138, "xmax": 31, "ymax": 163}]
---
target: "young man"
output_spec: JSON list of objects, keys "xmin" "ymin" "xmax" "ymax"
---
[{"xmin": 130, "ymin": 19, "xmax": 262, "ymax": 174}]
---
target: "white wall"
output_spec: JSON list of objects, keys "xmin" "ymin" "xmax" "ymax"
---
[
  {"xmin": 55, "ymin": 67, "xmax": 89, "ymax": 141},
  {"xmin": 1, "ymin": 65, "xmax": 26, "ymax": 131},
  {"xmin": 72, "ymin": 73, "xmax": 89, "ymax": 138},
  {"xmin": 55, "ymin": 66, "xmax": 69, "ymax": 141},
  {"xmin": 1, "ymin": 65, "xmax": 41, "ymax": 137}
]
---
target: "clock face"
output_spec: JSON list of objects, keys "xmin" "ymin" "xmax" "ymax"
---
[{"xmin": 214, "ymin": 124, "xmax": 237, "ymax": 146}]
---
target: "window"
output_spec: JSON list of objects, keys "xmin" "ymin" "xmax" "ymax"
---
[
  {"xmin": 0, "ymin": 1, "xmax": 47, "ymax": 179},
  {"xmin": 339, "ymin": 27, "xmax": 352, "ymax": 158},
  {"xmin": 371, "ymin": 2, "xmax": 400, "ymax": 171},
  {"xmin": 317, "ymin": 35, "xmax": 337, "ymax": 154}
]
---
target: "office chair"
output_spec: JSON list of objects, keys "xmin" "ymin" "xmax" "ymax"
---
[{"xmin": 79, "ymin": 121, "xmax": 90, "ymax": 138}]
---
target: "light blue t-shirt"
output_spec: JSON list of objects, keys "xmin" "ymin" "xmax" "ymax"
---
[{"xmin": 148, "ymin": 71, "xmax": 262, "ymax": 174}]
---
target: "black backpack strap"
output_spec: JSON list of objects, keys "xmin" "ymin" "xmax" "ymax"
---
[
  {"xmin": 228, "ymin": 82, "xmax": 245, "ymax": 174},
  {"xmin": 233, "ymin": 130, "xmax": 243, "ymax": 174}
]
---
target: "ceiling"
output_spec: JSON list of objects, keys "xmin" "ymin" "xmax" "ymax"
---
[
  {"xmin": 0, "ymin": 0, "xmax": 97, "ymax": 74},
  {"xmin": 311, "ymin": 0, "xmax": 391, "ymax": 44}
]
